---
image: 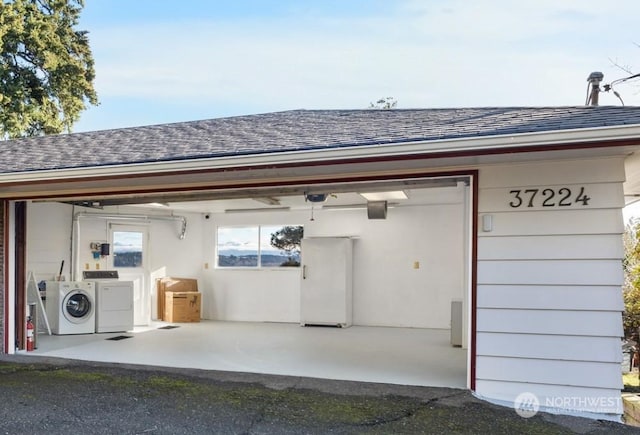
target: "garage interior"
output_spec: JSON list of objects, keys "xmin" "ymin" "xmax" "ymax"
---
[{"xmin": 20, "ymin": 174, "xmax": 473, "ymax": 389}]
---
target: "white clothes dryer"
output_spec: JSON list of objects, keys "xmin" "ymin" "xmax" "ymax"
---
[
  {"xmin": 45, "ymin": 281, "xmax": 96, "ymax": 335},
  {"xmin": 83, "ymin": 270, "xmax": 134, "ymax": 333}
]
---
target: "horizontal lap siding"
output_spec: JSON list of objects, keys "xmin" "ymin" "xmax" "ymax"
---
[
  {"xmin": 478, "ymin": 209, "xmax": 623, "ymax": 236},
  {"xmin": 477, "ymin": 356, "xmax": 622, "ymax": 389},
  {"xmin": 478, "ymin": 158, "xmax": 625, "ymax": 188},
  {"xmin": 478, "ymin": 259, "xmax": 622, "ymax": 286},
  {"xmin": 477, "ymin": 308, "xmax": 622, "ymax": 336},
  {"xmin": 478, "ymin": 235, "xmax": 623, "ymax": 260},
  {"xmin": 475, "ymin": 157, "xmax": 626, "ymax": 415},
  {"xmin": 479, "ymin": 183, "xmax": 623, "ymax": 213},
  {"xmin": 476, "ymin": 332, "xmax": 622, "ymax": 362},
  {"xmin": 475, "ymin": 380, "xmax": 623, "ymax": 415},
  {"xmin": 477, "ymin": 285, "xmax": 623, "ymax": 311}
]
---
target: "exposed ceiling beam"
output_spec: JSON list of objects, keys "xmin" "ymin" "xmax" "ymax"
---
[{"xmin": 45, "ymin": 176, "xmax": 467, "ymax": 208}]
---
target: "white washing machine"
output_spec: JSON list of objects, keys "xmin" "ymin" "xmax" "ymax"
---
[
  {"xmin": 45, "ymin": 281, "xmax": 96, "ymax": 335},
  {"xmin": 83, "ymin": 271, "xmax": 134, "ymax": 333}
]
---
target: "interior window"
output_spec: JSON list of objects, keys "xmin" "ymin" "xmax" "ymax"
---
[
  {"xmin": 112, "ymin": 230, "xmax": 144, "ymax": 268},
  {"xmin": 217, "ymin": 226, "xmax": 259, "ymax": 267},
  {"xmin": 217, "ymin": 225, "xmax": 303, "ymax": 268},
  {"xmin": 261, "ymin": 225, "xmax": 302, "ymax": 267}
]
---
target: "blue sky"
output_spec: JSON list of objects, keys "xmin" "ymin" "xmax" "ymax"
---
[{"xmin": 73, "ymin": 0, "xmax": 640, "ymax": 132}]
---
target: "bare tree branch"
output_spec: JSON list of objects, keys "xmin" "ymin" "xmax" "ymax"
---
[{"xmin": 609, "ymin": 57, "xmax": 635, "ymax": 75}]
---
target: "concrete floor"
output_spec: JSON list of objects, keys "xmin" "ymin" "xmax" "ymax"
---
[{"xmin": 26, "ymin": 321, "xmax": 468, "ymax": 388}]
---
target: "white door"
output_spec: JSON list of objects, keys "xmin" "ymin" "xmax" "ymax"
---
[
  {"xmin": 109, "ymin": 224, "xmax": 150, "ymax": 326},
  {"xmin": 300, "ymin": 237, "xmax": 353, "ymax": 327}
]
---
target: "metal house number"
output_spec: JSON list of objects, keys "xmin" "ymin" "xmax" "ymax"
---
[{"xmin": 508, "ymin": 187, "xmax": 591, "ymax": 208}]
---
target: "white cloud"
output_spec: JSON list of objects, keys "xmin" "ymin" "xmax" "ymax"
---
[{"xmin": 85, "ymin": 0, "xmax": 640, "ymax": 125}]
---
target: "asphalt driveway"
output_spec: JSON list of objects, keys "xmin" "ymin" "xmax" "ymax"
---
[{"xmin": 0, "ymin": 355, "xmax": 638, "ymax": 434}]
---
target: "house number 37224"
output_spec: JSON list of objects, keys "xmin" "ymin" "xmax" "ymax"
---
[{"xmin": 508, "ymin": 187, "xmax": 591, "ymax": 208}]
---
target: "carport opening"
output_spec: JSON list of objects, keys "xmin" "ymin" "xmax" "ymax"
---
[{"xmin": 10, "ymin": 174, "xmax": 476, "ymax": 390}]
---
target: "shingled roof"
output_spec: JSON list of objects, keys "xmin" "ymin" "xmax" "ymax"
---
[{"xmin": 2, "ymin": 106, "xmax": 640, "ymax": 173}]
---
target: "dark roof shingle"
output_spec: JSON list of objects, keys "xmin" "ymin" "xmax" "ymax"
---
[{"xmin": 2, "ymin": 106, "xmax": 640, "ymax": 173}]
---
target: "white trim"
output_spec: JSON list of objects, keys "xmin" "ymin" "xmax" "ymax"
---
[{"xmin": 1, "ymin": 124, "xmax": 640, "ymax": 184}]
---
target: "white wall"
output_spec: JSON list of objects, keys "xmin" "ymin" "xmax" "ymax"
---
[
  {"xmin": 204, "ymin": 185, "xmax": 466, "ymax": 328},
  {"xmin": 475, "ymin": 156, "xmax": 626, "ymax": 417},
  {"xmin": 25, "ymin": 186, "xmax": 467, "ymax": 329},
  {"xmin": 201, "ymin": 209, "xmax": 304, "ymax": 322},
  {"xmin": 26, "ymin": 202, "xmax": 74, "ymax": 281},
  {"xmin": 26, "ymin": 203, "xmax": 205, "ymax": 320}
]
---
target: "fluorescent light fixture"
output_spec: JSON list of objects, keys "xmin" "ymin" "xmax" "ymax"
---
[
  {"xmin": 129, "ymin": 202, "xmax": 169, "ymax": 208},
  {"xmin": 358, "ymin": 191, "xmax": 408, "ymax": 201},
  {"xmin": 252, "ymin": 197, "xmax": 281, "ymax": 206},
  {"xmin": 323, "ymin": 203, "xmax": 398, "ymax": 211},
  {"xmin": 224, "ymin": 207, "xmax": 291, "ymax": 214},
  {"xmin": 322, "ymin": 204, "xmax": 367, "ymax": 211}
]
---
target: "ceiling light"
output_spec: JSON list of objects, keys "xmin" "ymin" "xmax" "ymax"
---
[
  {"xmin": 322, "ymin": 204, "xmax": 368, "ymax": 211},
  {"xmin": 358, "ymin": 191, "xmax": 408, "ymax": 201},
  {"xmin": 323, "ymin": 203, "xmax": 398, "ymax": 211},
  {"xmin": 130, "ymin": 202, "xmax": 169, "ymax": 208},
  {"xmin": 224, "ymin": 207, "xmax": 291, "ymax": 214},
  {"xmin": 252, "ymin": 197, "xmax": 281, "ymax": 206}
]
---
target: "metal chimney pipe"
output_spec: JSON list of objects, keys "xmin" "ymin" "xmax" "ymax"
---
[{"xmin": 587, "ymin": 71, "xmax": 604, "ymax": 106}]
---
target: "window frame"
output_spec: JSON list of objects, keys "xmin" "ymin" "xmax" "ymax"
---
[{"xmin": 216, "ymin": 224, "xmax": 302, "ymax": 269}]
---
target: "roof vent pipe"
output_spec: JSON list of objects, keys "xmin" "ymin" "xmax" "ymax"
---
[{"xmin": 586, "ymin": 71, "xmax": 604, "ymax": 106}]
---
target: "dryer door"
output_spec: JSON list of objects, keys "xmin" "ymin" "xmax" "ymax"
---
[{"xmin": 63, "ymin": 291, "xmax": 93, "ymax": 324}]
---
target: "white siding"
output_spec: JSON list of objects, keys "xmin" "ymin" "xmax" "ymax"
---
[
  {"xmin": 478, "ymin": 259, "xmax": 622, "ymax": 286},
  {"xmin": 475, "ymin": 156, "xmax": 626, "ymax": 416},
  {"xmin": 478, "ymin": 209, "xmax": 623, "ymax": 236},
  {"xmin": 479, "ymin": 182, "xmax": 624, "ymax": 212},
  {"xmin": 477, "ymin": 356, "xmax": 622, "ymax": 389},
  {"xmin": 475, "ymin": 380, "xmax": 623, "ymax": 415},
  {"xmin": 476, "ymin": 332, "xmax": 622, "ymax": 362},
  {"xmin": 478, "ymin": 157, "xmax": 625, "ymax": 188},
  {"xmin": 477, "ymin": 308, "xmax": 622, "ymax": 337},
  {"xmin": 478, "ymin": 235, "xmax": 623, "ymax": 260},
  {"xmin": 477, "ymin": 285, "xmax": 624, "ymax": 311}
]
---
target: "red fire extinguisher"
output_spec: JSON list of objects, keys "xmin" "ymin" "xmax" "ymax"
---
[{"xmin": 26, "ymin": 317, "xmax": 34, "ymax": 352}]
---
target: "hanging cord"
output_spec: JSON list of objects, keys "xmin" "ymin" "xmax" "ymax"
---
[{"xmin": 601, "ymin": 72, "xmax": 640, "ymax": 106}]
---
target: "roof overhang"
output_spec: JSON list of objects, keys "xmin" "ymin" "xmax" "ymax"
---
[{"xmin": 1, "ymin": 124, "xmax": 640, "ymax": 202}]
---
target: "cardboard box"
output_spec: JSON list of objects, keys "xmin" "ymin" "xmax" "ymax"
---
[
  {"xmin": 157, "ymin": 277, "xmax": 198, "ymax": 321},
  {"xmin": 164, "ymin": 291, "xmax": 201, "ymax": 323}
]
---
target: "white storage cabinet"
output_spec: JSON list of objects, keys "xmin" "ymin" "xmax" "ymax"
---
[{"xmin": 300, "ymin": 237, "xmax": 353, "ymax": 327}]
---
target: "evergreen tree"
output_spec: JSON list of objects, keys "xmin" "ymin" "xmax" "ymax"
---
[{"xmin": 0, "ymin": 0, "xmax": 97, "ymax": 138}]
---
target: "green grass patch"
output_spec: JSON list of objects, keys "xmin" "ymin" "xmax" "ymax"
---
[
  {"xmin": 146, "ymin": 375, "xmax": 199, "ymax": 391},
  {"xmin": 0, "ymin": 362, "xmax": 45, "ymax": 374}
]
